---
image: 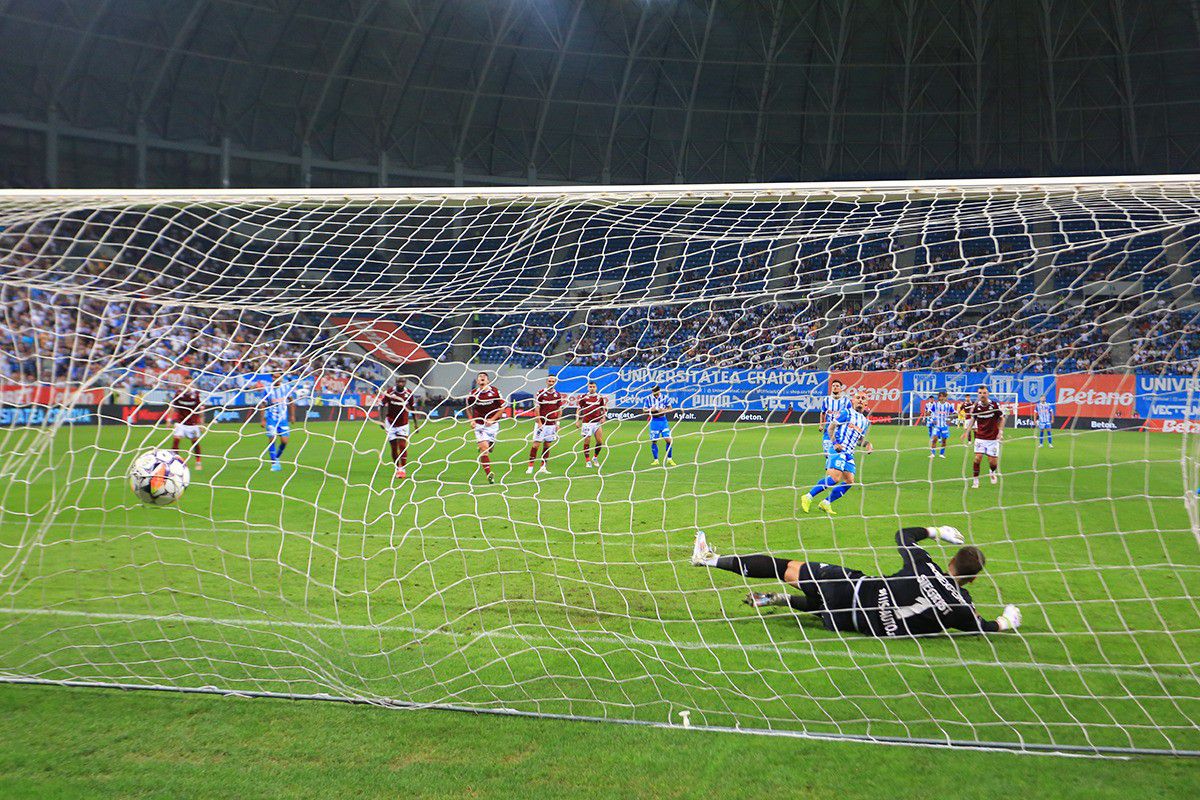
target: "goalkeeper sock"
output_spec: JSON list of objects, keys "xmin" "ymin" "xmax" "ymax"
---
[
  {"xmin": 828, "ymin": 483, "xmax": 852, "ymax": 503},
  {"xmin": 808, "ymin": 476, "xmax": 835, "ymax": 497},
  {"xmin": 651, "ymin": 442, "xmax": 659, "ymax": 460},
  {"xmin": 714, "ymin": 554, "xmax": 789, "ymax": 581}
]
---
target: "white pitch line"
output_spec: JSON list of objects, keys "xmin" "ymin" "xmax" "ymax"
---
[
  {"xmin": 1, "ymin": 605, "xmax": 1195, "ymax": 685},
  {"xmin": 8, "ymin": 520, "xmax": 1200, "ymax": 574}
]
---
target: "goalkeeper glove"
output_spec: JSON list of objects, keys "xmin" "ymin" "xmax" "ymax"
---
[
  {"xmin": 929, "ymin": 525, "xmax": 964, "ymax": 545},
  {"xmin": 995, "ymin": 604, "xmax": 1022, "ymax": 631}
]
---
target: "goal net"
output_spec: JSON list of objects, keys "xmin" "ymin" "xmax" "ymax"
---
[{"xmin": 0, "ymin": 178, "xmax": 1198, "ymax": 756}]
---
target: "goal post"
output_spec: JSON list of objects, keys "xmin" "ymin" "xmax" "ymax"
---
[{"xmin": 0, "ymin": 177, "xmax": 1199, "ymax": 756}]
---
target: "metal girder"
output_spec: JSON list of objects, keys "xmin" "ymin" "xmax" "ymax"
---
[
  {"xmin": 452, "ymin": 0, "xmax": 523, "ymax": 175},
  {"xmin": 1039, "ymin": 0, "xmax": 1063, "ymax": 167},
  {"xmin": 601, "ymin": 2, "xmax": 653, "ymax": 183},
  {"xmin": 0, "ymin": 112, "xmax": 566, "ymax": 187},
  {"xmin": 47, "ymin": 0, "xmax": 116, "ymax": 116},
  {"xmin": 527, "ymin": 0, "xmax": 585, "ymax": 180},
  {"xmin": 749, "ymin": 0, "xmax": 785, "ymax": 181},
  {"xmin": 674, "ymin": 0, "xmax": 719, "ymax": 182},
  {"xmin": 137, "ymin": 0, "xmax": 209, "ymax": 121},
  {"xmin": 376, "ymin": 2, "xmax": 451, "ymax": 153},
  {"xmin": 820, "ymin": 0, "xmax": 851, "ymax": 173},
  {"xmin": 1107, "ymin": 0, "xmax": 1141, "ymax": 167},
  {"xmin": 302, "ymin": 0, "xmax": 384, "ymax": 143}
]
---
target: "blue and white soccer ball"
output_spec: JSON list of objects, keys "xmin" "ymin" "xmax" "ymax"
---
[{"xmin": 128, "ymin": 449, "xmax": 190, "ymax": 506}]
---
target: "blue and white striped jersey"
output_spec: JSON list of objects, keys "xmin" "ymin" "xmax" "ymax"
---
[
  {"xmin": 647, "ymin": 393, "xmax": 672, "ymax": 418},
  {"xmin": 263, "ymin": 384, "xmax": 290, "ymax": 424},
  {"xmin": 1036, "ymin": 401, "xmax": 1054, "ymax": 425},
  {"xmin": 832, "ymin": 408, "xmax": 871, "ymax": 453},
  {"xmin": 928, "ymin": 401, "xmax": 955, "ymax": 427},
  {"xmin": 821, "ymin": 394, "xmax": 853, "ymax": 421}
]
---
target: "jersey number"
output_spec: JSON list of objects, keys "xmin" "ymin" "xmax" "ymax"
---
[{"xmin": 893, "ymin": 596, "xmax": 934, "ymax": 620}]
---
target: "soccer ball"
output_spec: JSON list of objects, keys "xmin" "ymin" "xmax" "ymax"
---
[{"xmin": 128, "ymin": 449, "xmax": 190, "ymax": 506}]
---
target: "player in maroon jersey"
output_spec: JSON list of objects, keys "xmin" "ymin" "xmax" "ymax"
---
[
  {"xmin": 575, "ymin": 379, "xmax": 608, "ymax": 469},
  {"xmin": 526, "ymin": 375, "xmax": 565, "ymax": 475},
  {"xmin": 961, "ymin": 385, "xmax": 1006, "ymax": 488},
  {"xmin": 170, "ymin": 382, "xmax": 206, "ymax": 471},
  {"xmin": 378, "ymin": 378, "xmax": 416, "ymax": 480},
  {"xmin": 465, "ymin": 371, "xmax": 505, "ymax": 484}
]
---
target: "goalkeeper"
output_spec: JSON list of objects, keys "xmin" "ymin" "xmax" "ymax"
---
[{"xmin": 690, "ymin": 527, "xmax": 1021, "ymax": 636}]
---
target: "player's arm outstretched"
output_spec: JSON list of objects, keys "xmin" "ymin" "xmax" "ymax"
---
[{"xmin": 895, "ymin": 526, "xmax": 1022, "ymax": 633}]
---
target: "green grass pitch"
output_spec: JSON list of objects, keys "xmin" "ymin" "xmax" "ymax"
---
[{"xmin": 0, "ymin": 417, "xmax": 1198, "ymax": 795}]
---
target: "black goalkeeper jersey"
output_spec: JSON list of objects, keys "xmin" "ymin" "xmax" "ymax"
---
[{"xmin": 847, "ymin": 528, "xmax": 1000, "ymax": 637}]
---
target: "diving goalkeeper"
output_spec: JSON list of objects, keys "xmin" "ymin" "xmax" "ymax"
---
[{"xmin": 690, "ymin": 527, "xmax": 1021, "ymax": 637}]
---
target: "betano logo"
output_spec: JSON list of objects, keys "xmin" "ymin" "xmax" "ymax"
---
[{"xmin": 1056, "ymin": 387, "xmax": 1135, "ymax": 407}]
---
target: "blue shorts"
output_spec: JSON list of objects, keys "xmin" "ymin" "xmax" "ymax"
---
[
  {"xmin": 930, "ymin": 425, "xmax": 949, "ymax": 439},
  {"xmin": 649, "ymin": 418, "xmax": 672, "ymax": 440},
  {"xmin": 265, "ymin": 421, "xmax": 290, "ymax": 438},
  {"xmin": 1037, "ymin": 422, "xmax": 1052, "ymax": 430},
  {"xmin": 826, "ymin": 451, "xmax": 856, "ymax": 474}
]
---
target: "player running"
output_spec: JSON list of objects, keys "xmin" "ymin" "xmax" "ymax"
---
[
  {"xmin": 962, "ymin": 385, "xmax": 1006, "ymax": 488},
  {"xmin": 527, "ymin": 376, "xmax": 565, "ymax": 475},
  {"xmin": 379, "ymin": 378, "xmax": 415, "ymax": 479},
  {"xmin": 260, "ymin": 379, "xmax": 292, "ymax": 472},
  {"xmin": 646, "ymin": 384, "xmax": 675, "ymax": 467},
  {"xmin": 170, "ymin": 382, "xmax": 206, "ymax": 471},
  {"xmin": 466, "ymin": 371, "xmax": 505, "ymax": 484},
  {"xmin": 689, "ymin": 527, "xmax": 1022, "ymax": 637},
  {"xmin": 925, "ymin": 390, "xmax": 956, "ymax": 458},
  {"xmin": 819, "ymin": 379, "xmax": 852, "ymax": 454},
  {"xmin": 576, "ymin": 379, "xmax": 608, "ymax": 469},
  {"xmin": 803, "ymin": 390, "xmax": 872, "ymax": 516},
  {"xmin": 1036, "ymin": 398, "xmax": 1054, "ymax": 448}
]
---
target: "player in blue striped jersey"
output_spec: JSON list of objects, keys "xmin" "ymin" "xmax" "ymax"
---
[
  {"xmin": 819, "ymin": 380, "xmax": 853, "ymax": 454},
  {"xmin": 922, "ymin": 394, "xmax": 937, "ymax": 441},
  {"xmin": 802, "ymin": 391, "xmax": 872, "ymax": 516},
  {"xmin": 924, "ymin": 391, "xmax": 956, "ymax": 458},
  {"xmin": 259, "ymin": 380, "xmax": 293, "ymax": 472},
  {"xmin": 1036, "ymin": 399, "xmax": 1054, "ymax": 447},
  {"xmin": 646, "ymin": 385, "xmax": 675, "ymax": 467}
]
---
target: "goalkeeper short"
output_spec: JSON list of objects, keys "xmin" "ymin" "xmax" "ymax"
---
[{"xmin": 794, "ymin": 561, "xmax": 864, "ymax": 632}]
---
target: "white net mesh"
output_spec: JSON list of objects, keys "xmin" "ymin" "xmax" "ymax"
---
[{"xmin": 0, "ymin": 179, "xmax": 1198, "ymax": 755}]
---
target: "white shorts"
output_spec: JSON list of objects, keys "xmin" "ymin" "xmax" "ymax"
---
[
  {"xmin": 580, "ymin": 422, "xmax": 602, "ymax": 438},
  {"xmin": 532, "ymin": 423, "xmax": 559, "ymax": 443},
  {"xmin": 473, "ymin": 422, "xmax": 499, "ymax": 443},
  {"xmin": 385, "ymin": 422, "xmax": 410, "ymax": 441},
  {"xmin": 973, "ymin": 438, "xmax": 1000, "ymax": 457},
  {"xmin": 173, "ymin": 424, "xmax": 202, "ymax": 439}
]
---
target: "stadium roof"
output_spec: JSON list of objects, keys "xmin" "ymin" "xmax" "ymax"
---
[{"xmin": 3, "ymin": 0, "xmax": 1200, "ymax": 189}]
